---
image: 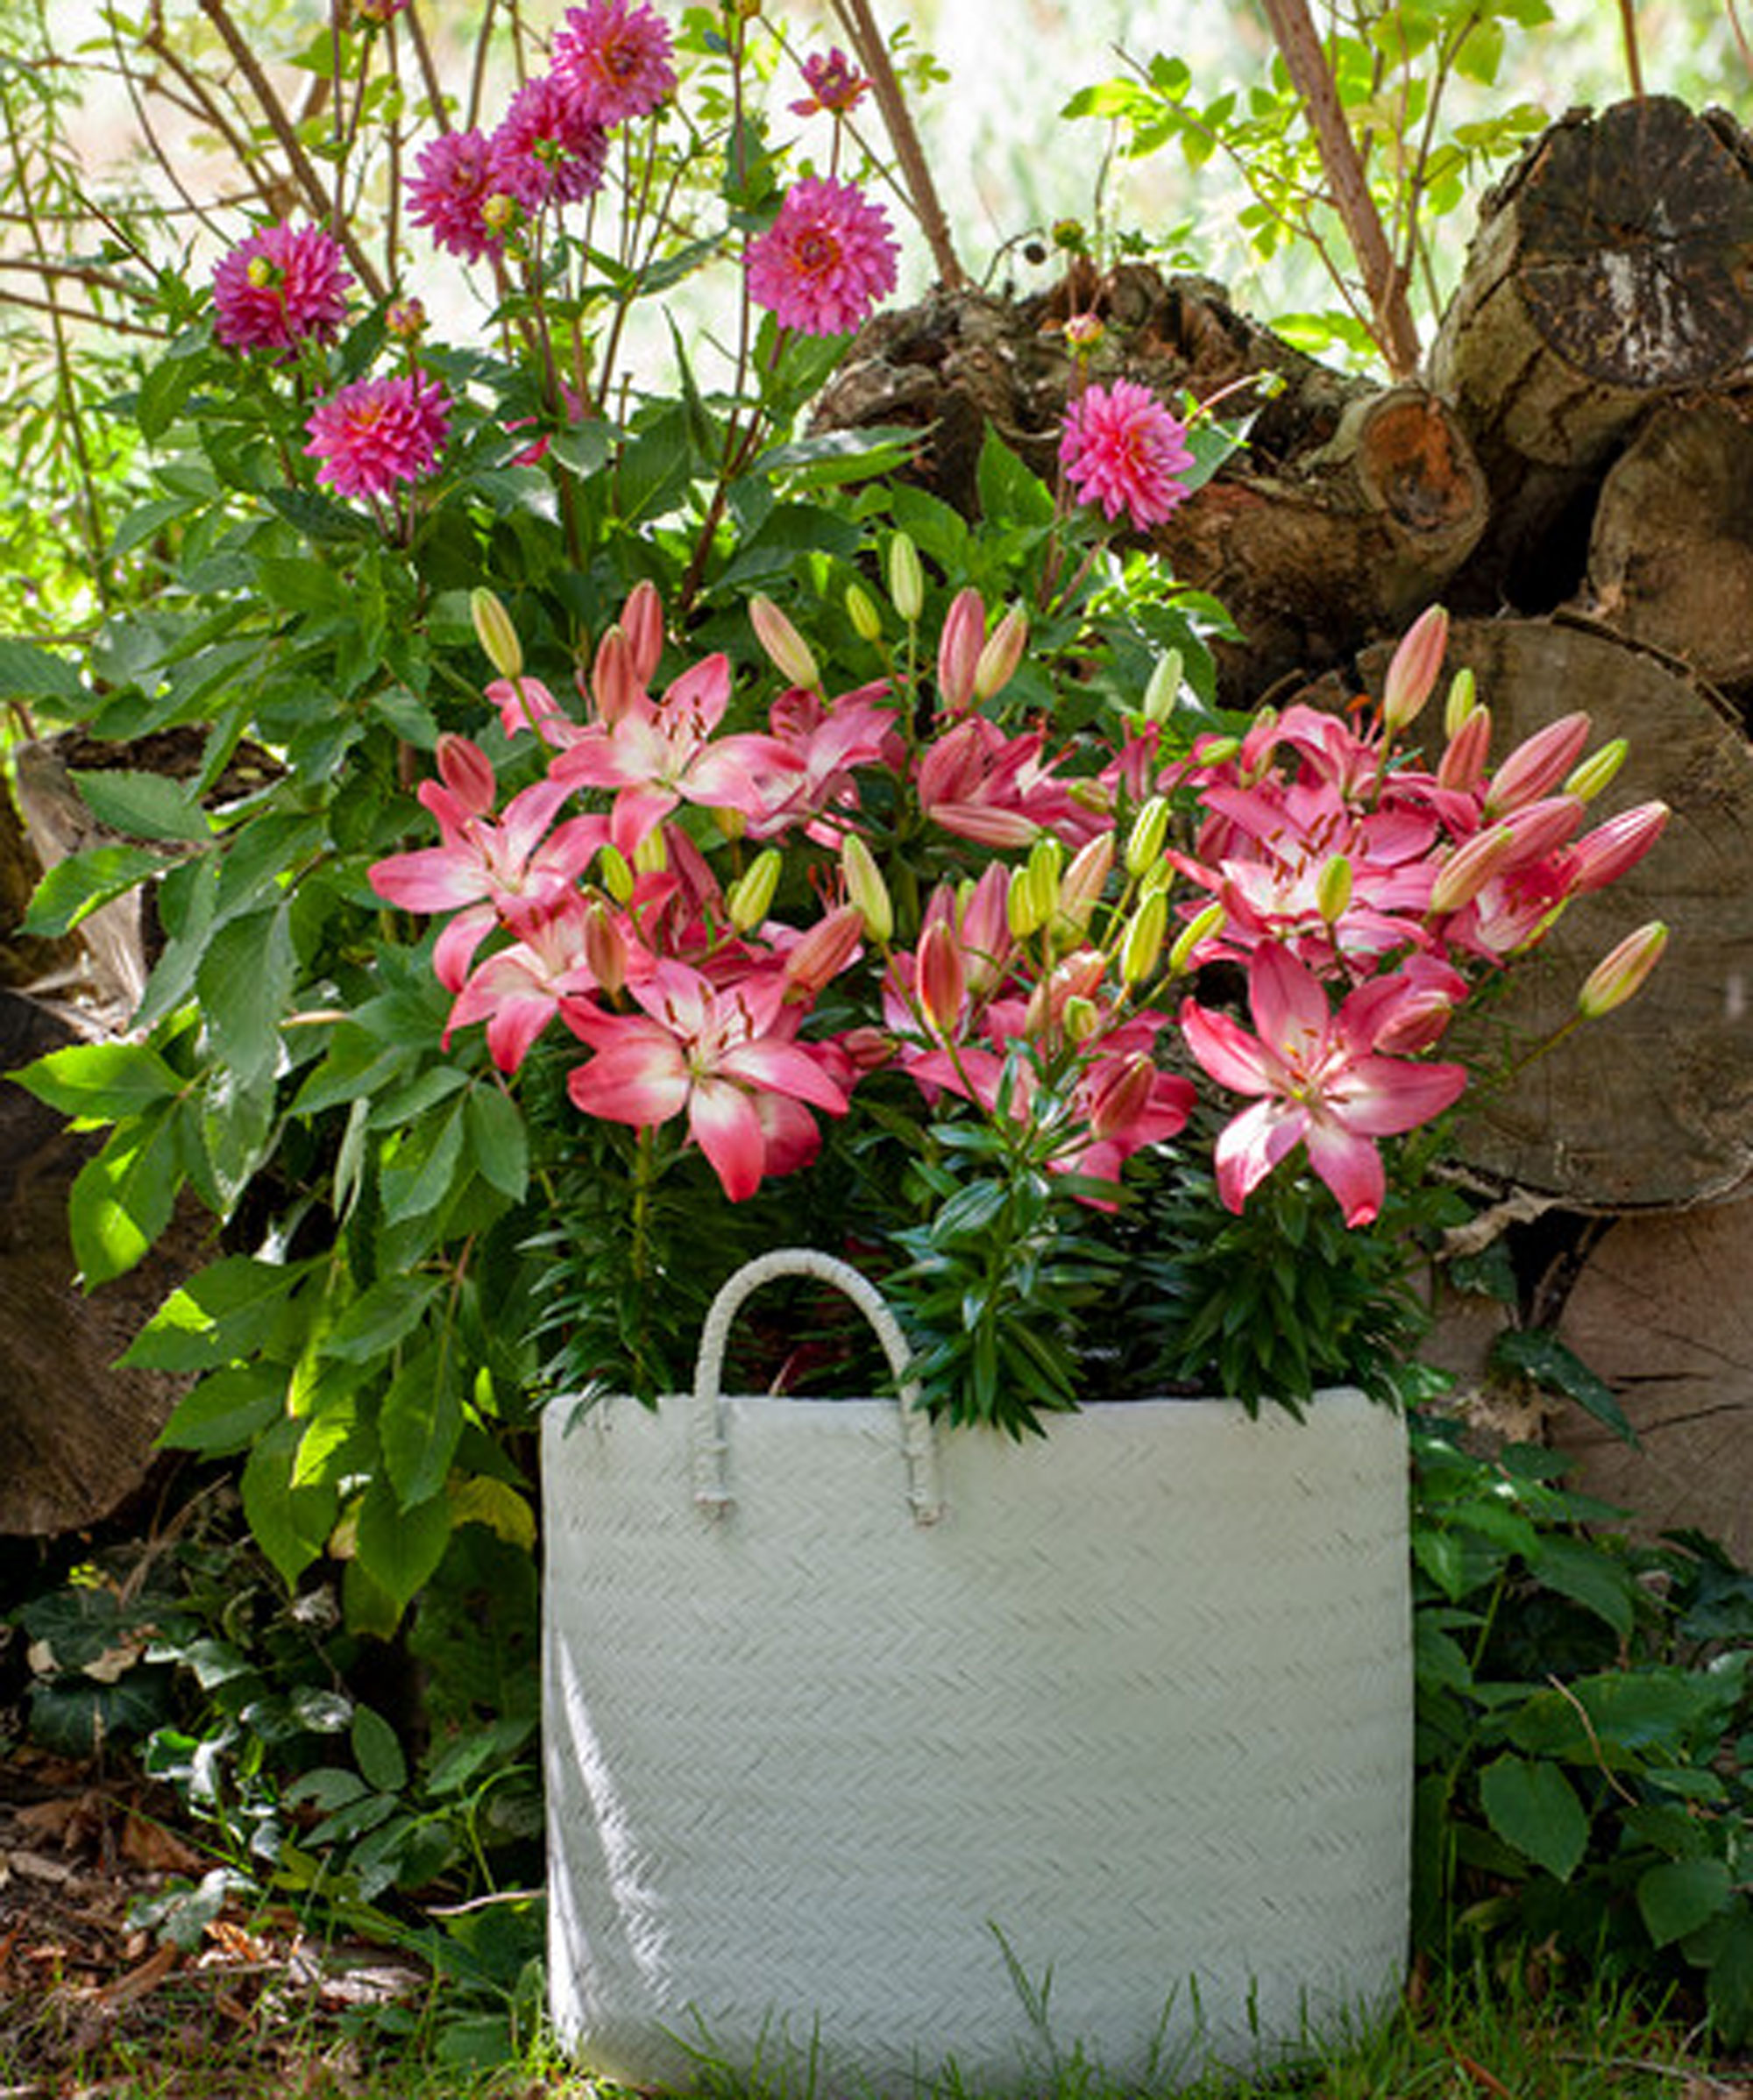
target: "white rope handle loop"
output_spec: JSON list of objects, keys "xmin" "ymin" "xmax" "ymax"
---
[{"xmin": 690, "ymin": 1248, "xmax": 944, "ymax": 1525}]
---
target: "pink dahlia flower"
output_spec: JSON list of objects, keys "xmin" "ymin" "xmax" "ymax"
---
[
  {"xmin": 211, "ymin": 221, "xmax": 352, "ymax": 354},
  {"xmin": 745, "ymin": 176, "xmax": 898, "ymax": 337},
  {"xmin": 305, "ymin": 372, "xmax": 451, "ymax": 500},
  {"xmin": 355, "ymin": 0, "xmax": 409, "ymax": 21},
  {"xmin": 1060, "ymin": 379, "xmax": 1194, "ymax": 529},
  {"xmin": 550, "ymin": 0, "xmax": 678, "ymax": 126},
  {"xmin": 491, "ymin": 74, "xmax": 609, "ymax": 212},
  {"xmin": 790, "ymin": 47, "xmax": 870, "ymax": 117},
  {"xmin": 408, "ymin": 131, "xmax": 507, "ymax": 263}
]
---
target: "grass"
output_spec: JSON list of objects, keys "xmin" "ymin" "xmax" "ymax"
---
[{"xmin": 0, "ymin": 1959, "xmax": 1742, "ymax": 2100}]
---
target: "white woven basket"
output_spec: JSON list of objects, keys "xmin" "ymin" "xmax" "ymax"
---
[{"xmin": 544, "ymin": 1250, "xmax": 1411, "ymax": 2092}]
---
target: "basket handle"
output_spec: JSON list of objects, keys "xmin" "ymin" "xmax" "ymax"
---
[{"xmin": 690, "ymin": 1248, "xmax": 944, "ymax": 1526}]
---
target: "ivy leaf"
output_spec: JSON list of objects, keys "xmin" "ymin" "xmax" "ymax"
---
[
  {"xmin": 1479, "ymin": 1754, "xmax": 1589, "ymax": 1881},
  {"xmin": 1489, "ymin": 1328, "xmax": 1633, "ymax": 1444}
]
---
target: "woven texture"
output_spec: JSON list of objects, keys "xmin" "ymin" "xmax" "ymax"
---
[{"xmin": 544, "ymin": 1265, "xmax": 1411, "ymax": 2092}]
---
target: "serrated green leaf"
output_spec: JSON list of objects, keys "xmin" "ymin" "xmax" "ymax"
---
[
  {"xmin": 1527, "ymin": 1532, "xmax": 1636, "ymax": 1637},
  {"xmin": 263, "ymin": 485, "xmax": 375, "ymax": 543},
  {"xmin": 158, "ymin": 1364, "xmax": 286, "ymax": 1454},
  {"xmin": 70, "ymin": 769, "xmax": 212, "ymax": 844},
  {"xmin": 380, "ymin": 1098, "xmax": 467, "ymax": 1223},
  {"xmin": 13, "ymin": 1039, "xmax": 183, "ymax": 1124},
  {"xmin": 380, "ymin": 1347, "xmax": 464, "ymax": 1510},
  {"xmin": 1639, "ymin": 1859, "xmax": 1733, "ymax": 1949},
  {"xmin": 20, "ymin": 843, "xmax": 164, "ymax": 939},
  {"xmin": 0, "ymin": 636, "xmax": 85, "ymax": 704},
  {"xmin": 353, "ymin": 1480, "xmax": 451, "ymax": 1619},
  {"xmin": 465, "ymin": 1084, "xmax": 529, "ymax": 1202},
  {"xmin": 242, "ymin": 1416, "xmax": 338, "ymax": 1589},
  {"xmin": 351, "ymin": 1704, "xmax": 408, "ymax": 1793},
  {"xmin": 196, "ymin": 904, "xmax": 295, "ymax": 1083},
  {"xmin": 123, "ymin": 1255, "xmax": 306, "ymax": 1371},
  {"xmin": 323, "ymin": 1277, "xmax": 444, "ymax": 1364},
  {"xmin": 1478, "ymin": 1754, "xmax": 1588, "ymax": 1881},
  {"xmin": 68, "ymin": 1110, "xmax": 184, "ymax": 1286}
]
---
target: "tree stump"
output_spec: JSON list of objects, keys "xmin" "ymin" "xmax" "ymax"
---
[
  {"xmin": 1433, "ymin": 97, "xmax": 1753, "ymax": 611},
  {"xmin": 1355, "ymin": 616, "xmax": 1753, "ymax": 1210},
  {"xmin": 1572, "ymin": 398, "xmax": 1753, "ymax": 706},
  {"xmin": 1556, "ymin": 1201, "xmax": 1753, "ymax": 1562}
]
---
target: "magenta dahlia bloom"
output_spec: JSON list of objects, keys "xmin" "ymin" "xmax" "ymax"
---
[
  {"xmin": 745, "ymin": 176, "xmax": 898, "ymax": 337},
  {"xmin": 305, "ymin": 372, "xmax": 451, "ymax": 500},
  {"xmin": 211, "ymin": 221, "xmax": 352, "ymax": 354},
  {"xmin": 550, "ymin": 0, "xmax": 677, "ymax": 127},
  {"xmin": 491, "ymin": 74, "xmax": 609, "ymax": 212},
  {"xmin": 408, "ymin": 130, "xmax": 507, "ymax": 263},
  {"xmin": 1060, "ymin": 380, "xmax": 1194, "ymax": 529},
  {"xmin": 790, "ymin": 47, "xmax": 870, "ymax": 117}
]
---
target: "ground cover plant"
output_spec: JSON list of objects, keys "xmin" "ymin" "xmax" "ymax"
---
[{"xmin": 0, "ymin": 0, "xmax": 1749, "ymax": 2083}]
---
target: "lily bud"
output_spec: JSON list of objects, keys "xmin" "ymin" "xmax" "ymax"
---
[
  {"xmin": 1443, "ymin": 665, "xmax": 1477, "ymax": 740},
  {"xmin": 1167, "ymin": 899, "xmax": 1225, "ymax": 974},
  {"xmin": 886, "ymin": 531, "xmax": 924, "ymax": 621},
  {"xmin": 435, "ymin": 734, "xmax": 497, "ymax": 816},
  {"xmin": 1054, "ymin": 834, "xmax": 1115, "ymax": 944},
  {"xmin": 1061, "ymin": 995, "xmax": 1101, "ymax": 1044},
  {"xmin": 470, "ymin": 587, "xmax": 523, "ymax": 681},
  {"xmin": 784, "ymin": 903, "xmax": 864, "ymax": 995},
  {"xmin": 1089, "ymin": 1051, "xmax": 1155, "ymax": 1142},
  {"xmin": 1578, "ymin": 920, "xmax": 1668, "ymax": 1018},
  {"xmin": 1119, "ymin": 891, "xmax": 1168, "ymax": 985},
  {"xmin": 1125, "ymin": 796, "xmax": 1170, "ymax": 878},
  {"xmin": 591, "ymin": 626, "xmax": 641, "ymax": 725},
  {"xmin": 633, "ymin": 827, "xmax": 669, "ymax": 876},
  {"xmin": 750, "ymin": 594, "xmax": 820, "ymax": 692},
  {"xmin": 1317, "ymin": 855, "xmax": 1353, "ymax": 925},
  {"xmin": 937, "ymin": 587, "xmax": 986, "ymax": 715},
  {"xmin": 1143, "ymin": 650, "xmax": 1182, "ymax": 724},
  {"xmin": 621, "ymin": 578, "xmax": 664, "ymax": 685},
  {"xmin": 915, "ymin": 921, "xmax": 966, "ymax": 1035},
  {"xmin": 713, "ymin": 806, "xmax": 748, "ymax": 842},
  {"xmin": 846, "ymin": 581, "xmax": 883, "ymax": 643},
  {"xmin": 1501, "ymin": 793, "xmax": 1585, "ymax": 868},
  {"xmin": 1567, "ymin": 800, "xmax": 1670, "ymax": 894},
  {"xmin": 727, "ymin": 847, "xmax": 783, "ymax": 933},
  {"xmin": 1563, "ymin": 736, "xmax": 1629, "ymax": 803},
  {"xmin": 600, "ymin": 843, "xmax": 635, "ymax": 905},
  {"xmin": 841, "ymin": 833, "xmax": 892, "ymax": 942},
  {"xmin": 1380, "ymin": 604, "xmax": 1449, "ymax": 731},
  {"xmin": 971, "ymin": 604, "xmax": 1028, "ymax": 704},
  {"xmin": 958, "ymin": 864, "xmax": 1011, "ymax": 995},
  {"xmin": 581, "ymin": 900, "xmax": 628, "ymax": 995},
  {"xmin": 1428, "ymin": 822, "xmax": 1515, "ymax": 915},
  {"xmin": 1007, "ymin": 862, "xmax": 1048, "ymax": 939},
  {"xmin": 1196, "ymin": 734, "xmax": 1241, "ymax": 770},
  {"xmin": 1437, "ymin": 704, "xmax": 1492, "ymax": 795},
  {"xmin": 1486, "ymin": 711, "xmax": 1592, "ymax": 816}
]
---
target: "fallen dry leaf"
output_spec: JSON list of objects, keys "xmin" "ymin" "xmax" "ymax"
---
[
  {"xmin": 89, "ymin": 1942, "xmax": 178, "ymax": 2008},
  {"xmin": 119, "ymin": 1813, "xmax": 205, "ymax": 1877}
]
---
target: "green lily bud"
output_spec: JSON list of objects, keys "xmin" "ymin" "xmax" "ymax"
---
[
  {"xmin": 727, "ymin": 847, "xmax": 783, "ymax": 933},
  {"xmin": 1167, "ymin": 899, "xmax": 1225, "ymax": 975},
  {"xmin": 1061, "ymin": 995, "xmax": 1100, "ymax": 1044},
  {"xmin": 1564, "ymin": 737, "xmax": 1629, "ymax": 803},
  {"xmin": 1442, "ymin": 665, "xmax": 1477, "ymax": 740},
  {"xmin": 1125, "ymin": 796, "xmax": 1170, "ymax": 877},
  {"xmin": 846, "ymin": 581, "xmax": 883, "ymax": 643},
  {"xmin": 886, "ymin": 532, "xmax": 924, "ymax": 622},
  {"xmin": 1119, "ymin": 891, "xmax": 1167, "ymax": 984},
  {"xmin": 841, "ymin": 833, "xmax": 892, "ymax": 942},
  {"xmin": 600, "ymin": 844, "xmax": 635, "ymax": 905},
  {"xmin": 470, "ymin": 587, "xmax": 523, "ymax": 681},
  {"xmin": 1317, "ymin": 855, "xmax": 1353, "ymax": 925},
  {"xmin": 1143, "ymin": 651, "xmax": 1183, "ymax": 725},
  {"xmin": 633, "ymin": 827, "xmax": 669, "ymax": 877}
]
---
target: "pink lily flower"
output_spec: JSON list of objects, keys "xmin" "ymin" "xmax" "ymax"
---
[
  {"xmin": 553, "ymin": 653, "xmax": 806, "ymax": 857},
  {"xmin": 745, "ymin": 678, "xmax": 898, "ymax": 841},
  {"xmin": 1181, "ymin": 944, "xmax": 1468, "ymax": 1226},
  {"xmin": 563, "ymin": 959, "xmax": 849, "ymax": 1200},
  {"xmin": 367, "ymin": 741, "xmax": 607, "ymax": 990},
  {"xmin": 917, "ymin": 717, "xmax": 1103, "ymax": 848},
  {"xmin": 444, "ymin": 890, "xmax": 601, "ymax": 1072}
]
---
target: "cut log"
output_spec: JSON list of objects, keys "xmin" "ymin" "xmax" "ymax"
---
[
  {"xmin": 1557, "ymin": 1202, "xmax": 1753, "ymax": 1562},
  {"xmin": 0, "ymin": 990, "xmax": 199, "ymax": 1536},
  {"xmin": 1572, "ymin": 398, "xmax": 1753, "ymax": 701},
  {"xmin": 1432, "ymin": 98, "xmax": 1753, "ymax": 611},
  {"xmin": 812, "ymin": 266, "xmax": 1488, "ymax": 700},
  {"xmin": 1359, "ymin": 616, "xmax": 1753, "ymax": 1210}
]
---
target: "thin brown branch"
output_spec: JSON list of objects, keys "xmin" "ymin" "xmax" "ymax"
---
[
  {"xmin": 195, "ymin": 0, "xmax": 388, "ymax": 301},
  {"xmin": 1618, "ymin": 0, "xmax": 1646, "ymax": 98},
  {"xmin": 0, "ymin": 284, "xmax": 165, "ymax": 339},
  {"xmin": 1259, "ymin": 0, "xmax": 1421, "ymax": 379},
  {"xmin": 1729, "ymin": 0, "xmax": 1753, "ymax": 78},
  {"xmin": 829, "ymin": 0, "xmax": 965, "ymax": 291},
  {"xmin": 405, "ymin": 0, "xmax": 454, "ymax": 135}
]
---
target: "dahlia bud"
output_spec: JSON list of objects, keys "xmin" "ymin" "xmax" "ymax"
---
[
  {"xmin": 1577, "ymin": 920, "xmax": 1668, "ymax": 1019},
  {"xmin": 749, "ymin": 594, "xmax": 820, "ymax": 692},
  {"xmin": 386, "ymin": 295, "xmax": 427, "ymax": 339},
  {"xmin": 841, "ymin": 833, "xmax": 892, "ymax": 942},
  {"xmin": 470, "ymin": 587, "xmax": 524, "ymax": 681}
]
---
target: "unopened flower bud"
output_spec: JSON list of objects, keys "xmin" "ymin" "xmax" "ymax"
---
[
  {"xmin": 1125, "ymin": 796, "xmax": 1170, "ymax": 877},
  {"xmin": 1563, "ymin": 737, "xmax": 1629, "ymax": 803},
  {"xmin": 1196, "ymin": 734, "xmax": 1240, "ymax": 770},
  {"xmin": 727, "ymin": 847, "xmax": 782, "ymax": 933},
  {"xmin": 713, "ymin": 806, "xmax": 748, "ymax": 842},
  {"xmin": 581, "ymin": 900, "xmax": 627, "ymax": 994},
  {"xmin": 633, "ymin": 827, "xmax": 669, "ymax": 876},
  {"xmin": 846, "ymin": 581, "xmax": 883, "ymax": 643},
  {"xmin": 1428, "ymin": 822, "xmax": 1514, "ymax": 915},
  {"xmin": 1061, "ymin": 995, "xmax": 1101, "ymax": 1045},
  {"xmin": 1167, "ymin": 898, "xmax": 1225, "ymax": 974},
  {"xmin": 386, "ymin": 295, "xmax": 427, "ymax": 338},
  {"xmin": 600, "ymin": 844, "xmax": 635, "ymax": 904},
  {"xmin": 886, "ymin": 532, "xmax": 923, "ymax": 621},
  {"xmin": 1089, "ymin": 1050, "xmax": 1154, "ymax": 1141},
  {"xmin": 1052, "ymin": 217, "xmax": 1087, "ymax": 252},
  {"xmin": 1567, "ymin": 800, "xmax": 1670, "ymax": 894},
  {"xmin": 245, "ymin": 256, "xmax": 275, "ymax": 287},
  {"xmin": 621, "ymin": 578, "xmax": 664, "ymax": 685},
  {"xmin": 915, "ymin": 920, "xmax": 965, "ymax": 1035},
  {"xmin": 1143, "ymin": 651, "xmax": 1182, "ymax": 724},
  {"xmin": 1007, "ymin": 862, "xmax": 1047, "ymax": 939},
  {"xmin": 1380, "ymin": 604, "xmax": 1449, "ymax": 732},
  {"xmin": 750, "ymin": 594, "xmax": 820, "ymax": 692},
  {"xmin": 937, "ymin": 587, "xmax": 985, "ymax": 715},
  {"xmin": 482, "ymin": 191, "xmax": 519, "ymax": 236},
  {"xmin": 973, "ymin": 605, "xmax": 1029, "ymax": 702},
  {"xmin": 1054, "ymin": 834, "xmax": 1114, "ymax": 943},
  {"xmin": 1577, "ymin": 920, "xmax": 1668, "ymax": 1018},
  {"xmin": 436, "ymin": 733, "xmax": 496, "ymax": 815},
  {"xmin": 1437, "ymin": 704, "xmax": 1492, "ymax": 795},
  {"xmin": 1486, "ymin": 711, "xmax": 1592, "ymax": 816},
  {"xmin": 1317, "ymin": 855, "xmax": 1353, "ymax": 925},
  {"xmin": 1063, "ymin": 312, "xmax": 1104, "ymax": 353},
  {"xmin": 1119, "ymin": 891, "xmax": 1167, "ymax": 984},
  {"xmin": 470, "ymin": 586, "xmax": 524, "ymax": 681},
  {"xmin": 785, "ymin": 905, "xmax": 865, "ymax": 994},
  {"xmin": 841, "ymin": 833, "xmax": 892, "ymax": 942},
  {"xmin": 1443, "ymin": 665, "xmax": 1477, "ymax": 740}
]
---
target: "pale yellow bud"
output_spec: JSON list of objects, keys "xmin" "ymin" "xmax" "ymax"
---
[
  {"xmin": 886, "ymin": 532, "xmax": 924, "ymax": 622},
  {"xmin": 470, "ymin": 587, "xmax": 523, "ymax": 681},
  {"xmin": 1119, "ymin": 891, "xmax": 1168, "ymax": 985},
  {"xmin": 726, "ymin": 847, "xmax": 782, "ymax": 933},
  {"xmin": 841, "ymin": 833, "xmax": 892, "ymax": 942}
]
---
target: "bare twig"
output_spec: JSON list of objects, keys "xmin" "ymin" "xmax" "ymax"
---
[
  {"xmin": 829, "ymin": 0, "xmax": 965, "ymax": 290},
  {"xmin": 405, "ymin": 0, "xmax": 454, "ymax": 134},
  {"xmin": 1618, "ymin": 0, "xmax": 1646, "ymax": 98},
  {"xmin": 1728, "ymin": 0, "xmax": 1753, "ymax": 78},
  {"xmin": 1259, "ymin": 0, "xmax": 1421, "ymax": 378}
]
